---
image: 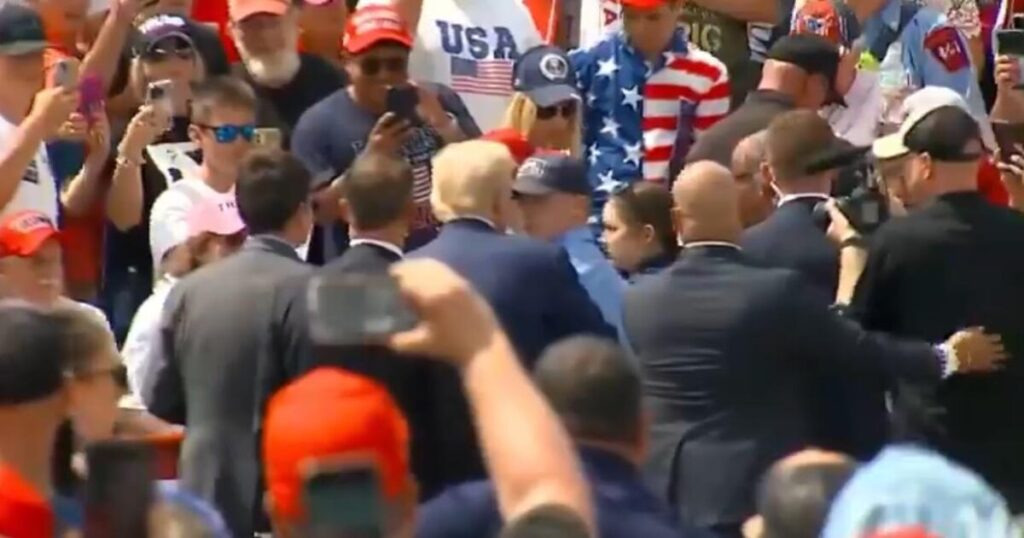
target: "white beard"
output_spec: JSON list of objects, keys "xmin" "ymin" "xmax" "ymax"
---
[{"xmin": 240, "ymin": 49, "xmax": 301, "ymax": 88}]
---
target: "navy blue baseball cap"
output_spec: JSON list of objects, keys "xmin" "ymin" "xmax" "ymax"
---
[
  {"xmin": 513, "ymin": 154, "xmax": 591, "ymax": 197},
  {"xmin": 512, "ymin": 45, "xmax": 579, "ymax": 108},
  {"xmin": 0, "ymin": 3, "xmax": 47, "ymax": 56}
]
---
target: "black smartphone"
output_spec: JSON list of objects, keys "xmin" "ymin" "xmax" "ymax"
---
[
  {"xmin": 146, "ymin": 79, "xmax": 174, "ymax": 117},
  {"xmin": 306, "ymin": 273, "xmax": 419, "ymax": 346},
  {"xmin": 302, "ymin": 459, "xmax": 386, "ymax": 538},
  {"xmin": 996, "ymin": 29, "xmax": 1024, "ymax": 89},
  {"xmin": 993, "ymin": 121, "xmax": 1024, "ymax": 163},
  {"xmin": 385, "ymin": 85, "xmax": 420, "ymax": 124},
  {"xmin": 84, "ymin": 440, "xmax": 156, "ymax": 538}
]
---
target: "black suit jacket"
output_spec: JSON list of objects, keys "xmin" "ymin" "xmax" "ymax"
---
[
  {"xmin": 408, "ymin": 219, "xmax": 614, "ymax": 490},
  {"xmin": 623, "ymin": 245, "xmax": 942, "ymax": 529},
  {"xmin": 148, "ymin": 235, "xmax": 310, "ymax": 538},
  {"xmin": 741, "ymin": 198, "xmax": 886, "ymax": 457}
]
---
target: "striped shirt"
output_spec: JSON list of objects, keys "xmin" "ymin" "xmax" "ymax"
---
[{"xmin": 571, "ymin": 27, "xmax": 730, "ymax": 213}]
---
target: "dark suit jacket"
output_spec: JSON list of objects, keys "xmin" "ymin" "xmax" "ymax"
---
[
  {"xmin": 741, "ymin": 198, "xmax": 887, "ymax": 458},
  {"xmin": 623, "ymin": 245, "xmax": 942, "ymax": 529},
  {"xmin": 408, "ymin": 218, "xmax": 614, "ymax": 489},
  {"xmin": 258, "ymin": 241, "xmax": 448, "ymax": 497},
  {"xmin": 147, "ymin": 235, "xmax": 310, "ymax": 538}
]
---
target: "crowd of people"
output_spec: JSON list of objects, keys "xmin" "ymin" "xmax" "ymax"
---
[{"xmin": 0, "ymin": 0, "xmax": 1023, "ymax": 536}]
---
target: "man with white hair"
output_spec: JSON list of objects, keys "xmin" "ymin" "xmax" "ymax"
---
[
  {"xmin": 227, "ymin": 0, "xmax": 345, "ymax": 147},
  {"xmin": 408, "ymin": 139, "xmax": 614, "ymax": 491}
]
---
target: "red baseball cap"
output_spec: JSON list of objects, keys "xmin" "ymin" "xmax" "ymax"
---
[
  {"xmin": 0, "ymin": 210, "xmax": 61, "ymax": 258},
  {"xmin": 621, "ymin": 0, "xmax": 668, "ymax": 9},
  {"xmin": 482, "ymin": 128, "xmax": 536, "ymax": 164},
  {"xmin": 263, "ymin": 368, "xmax": 410, "ymax": 523},
  {"xmin": 228, "ymin": 0, "xmax": 289, "ymax": 22},
  {"xmin": 0, "ymin": 464, "xmax": 55, "ymax": 538},
  {"xmin": 343, "ymin": 5, "xmax": 414, "ymax": 55}
]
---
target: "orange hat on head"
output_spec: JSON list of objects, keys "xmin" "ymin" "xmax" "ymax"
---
[
  {"xmin": 0, "ymin": 464, "xmax": 55, "ymax": 538},
  {"xmin": 263, "ymin": 367, "xmax": 410, "ymax": 523},
  {"xmin": 343, "ymin": 4, "xmax": 413, "ymax": 55},
  {"xmin": 482, "ymin": 128, "xmax": 536, "ymax": 164},
  {"xmin": 621, "ymin": 0, "xmax": 668, "ymax": 8},
  {"xmin": 228, "ymin": 0, "xmax": 290, "ymax": 23},
  {"xmin": 0, "ymin": 211, "xmax": 61, "ymax": 258}
]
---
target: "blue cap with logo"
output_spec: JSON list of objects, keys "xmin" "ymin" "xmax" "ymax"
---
[
  {"xmin": 513, "ymin": 153, "xmax": 591, "ymax": 197},
  {"xmin": 512, "ymin": 45, "xmax": 580, "ymax": 108},
  {"xmin": 0, "ymin": 2, "xmax": 47, "ymax": 56}
]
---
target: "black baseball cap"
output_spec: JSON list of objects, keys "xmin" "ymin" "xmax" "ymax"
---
[
  {"xmin": 513, "ymin": 154, "xmax": 591, "ymax": 197},
  {"xmin": 132, "ymin": 14, "xmax": 197, "ymax": 58},
  {"xmin": 0, "ymin": 2, "xmax": 47, "ymax": 57},
  {"xmin": 512, "ymin": 45, "xmax": 579, "ymax": 108},
  {"xmin": 767, "ymin": 33, "xmax": 846, "ymax": 106}
]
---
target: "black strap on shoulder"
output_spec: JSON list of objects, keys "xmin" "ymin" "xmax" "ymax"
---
[{"xmin": 869, "ymin": 1, "xmax": 921, "ymax": 62}]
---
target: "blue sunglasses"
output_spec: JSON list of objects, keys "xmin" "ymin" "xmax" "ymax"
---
[{"xmin": 197, "ymin": 123, "xmax": 256, "ymax": 143}]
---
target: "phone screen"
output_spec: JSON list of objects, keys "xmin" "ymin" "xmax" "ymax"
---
[
  {"xmin": 307, "ymin": 274, "xmax": 418, "ymax": 346},
  {"xmin": 993, "ymin": 121, "xmax": 1024, "ymax": 162},
  {"xmin": 84, "ymin": 441, "xmax": 155, "ymax": 538},
  {"xmin": 996, "ymin": 30, "xmax": 1024, "ymax": 88},
  {"xmin": 386, "ymin": 86, "xmax": 420, "ymax": 123},
  {"xmin": 147, "ymin": 80, "xmax": 174, "ymax": 117},
  {"xmin": 303, "ymin": 464, "xmax": 385, "ymax": 537}
]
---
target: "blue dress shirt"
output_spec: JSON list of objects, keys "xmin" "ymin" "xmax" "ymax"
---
[{"xmin": 557, "ymin": 226, "xmax": 627, "ymax": 342}]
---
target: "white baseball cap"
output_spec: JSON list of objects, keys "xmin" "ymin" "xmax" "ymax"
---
[{"xmin": 872, "ymin": 87, "xmax": 972, "ymax": 161}]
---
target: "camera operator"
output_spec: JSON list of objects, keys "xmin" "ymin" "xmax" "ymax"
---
[{"xmin": 835, "ymin": 86, "xmax": 1024, "ymax": 512}]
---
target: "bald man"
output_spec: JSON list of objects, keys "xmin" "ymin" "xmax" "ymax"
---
[
  {"xmin": 410, "ymin": 140, "xmax": 613, "ymax": 492},
  {"xmin": 623, "ymin": 161, "xmax": 998, "ymax": 537}
]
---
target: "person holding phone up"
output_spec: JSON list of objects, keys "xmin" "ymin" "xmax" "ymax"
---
[{"xmin": 291, "ymin": 3, "xmax": 479, "ymax": 264}]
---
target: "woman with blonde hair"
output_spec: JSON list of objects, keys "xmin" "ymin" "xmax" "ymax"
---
[{"xmin": 501, "ymin": 45, "xmax": 582, "ymax": 157}]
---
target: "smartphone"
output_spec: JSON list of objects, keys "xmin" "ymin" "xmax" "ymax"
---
[
  {"xmin": 253, "ymin": 128, "xmax": 283, "ymax": 150},
  {"xmin": 78, "ymin": 75, "xmax": 103, "ymax": 125},
  {"xmin": 306, "ymin": 273, "xmax": 419, "ymax": 346},
  {"xmin": 146, "ymin": 79, "xmax": 175, "ymax": 118},
  {"xmin": 993, "ymin": 121, "xmax": 1024, "ymax": 163},
  {"xmin": 385, "ymin": 85, "xmax": 420, "ymax": 124},
  {"xmin": 996, "ymin": 29, "xmax": 1024, "ymax": 89},
  {"xmin": 302, "ymin": 458, "xmax": 386, "ymax": 538},
  {"xmin": 84, "ymin": 440, "xmax": 155, "ymax": 538},
  {"xmin": 52, "ymin": 58, "xmax": 79, "ymax": 91}
]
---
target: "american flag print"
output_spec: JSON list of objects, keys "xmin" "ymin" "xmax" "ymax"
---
[{"xmin": 450, "ymin": 56, "xmax": 515, "ymax": 96}]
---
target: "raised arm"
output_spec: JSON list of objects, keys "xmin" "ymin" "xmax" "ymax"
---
[
  {"xmin": 0, "ymin": 88, "xmax": 77, "ymax": 212},
  {"xmin": 387, "ymin": 259, "xmax": 595, "ymax": 533},
  {"xmin": 80, "ymin": 0, "xmax": 141, "ymax": 94}
]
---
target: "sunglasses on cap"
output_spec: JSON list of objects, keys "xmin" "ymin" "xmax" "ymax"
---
[
  {"xmin": 360, "ymin": 56, "xmax": 408, "ymax": 76},
  {"xmin": 196, "ymin": 123, "xmax": 256, "ymax": 143},
  {"xmin": 536, "ymin": 101, "xmax": 577, "ymax": 120}
]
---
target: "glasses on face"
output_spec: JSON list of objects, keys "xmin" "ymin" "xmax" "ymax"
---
[
  {"xmin": 196, "ymin": 123, "xmax": 256, "ymax": 143},
  {"xmin": 536, "ymin": 101, "xmax": 578, "ymax": 120},
  {"xmin": 144, "ymin": 47, "xmax": 193, "ymax": 63},
  {"xmin": 359, "ymin": 56, "xmax": 408, "ymax": 77}
]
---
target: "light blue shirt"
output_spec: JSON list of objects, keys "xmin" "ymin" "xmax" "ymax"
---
[
  {"xmin": 862, "ymin": 0, "xmax": 993, "ymax": 146},
  {"xmin": 557, "ymin": 226, "xmax": 627, "ymax": 343}
]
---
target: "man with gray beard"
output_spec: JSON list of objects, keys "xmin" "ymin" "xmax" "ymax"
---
[{"xmin": 227, "ymin": 0, "xmax": 346, "ymax": 148}]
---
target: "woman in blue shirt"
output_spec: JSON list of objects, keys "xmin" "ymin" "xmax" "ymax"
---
[{"xmin": 601, "ymin": 182, "xmax": 679, "ymax": 280}]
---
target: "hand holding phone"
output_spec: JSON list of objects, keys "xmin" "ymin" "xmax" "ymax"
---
[
  {"xmin": 307, "ymin": 273, "xmax": 419, "ymax": 346},
  {"xmin": 386, "ymin": 85, "xmax": 421, "ymax": 124},
  {"xmin": 147, "ymin": 79, "xmax": 175, "ymax": 119},
  {"xmin": 52, "ymin": 58, "xmax": 80, "ymax": 91},
  {"xmin": 995, "ymin": 29, "xmax": 1024, "ymax": 89},
  {"xmin": 78, "ymin": 75, "xmax": 104, "ymax": 125},
  {"xmin": 993, "ymin": 121, "xmax": 1024, "ymax": 163}
]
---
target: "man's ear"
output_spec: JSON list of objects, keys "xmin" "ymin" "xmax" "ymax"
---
[
  {"xmin": 187, "ymin": 123, "xmax": 201, "ymax": 144},
  {"xmin": 337, "ymin": 197, "xmax": 351, "ymax": 225},
  {"xmin": 670, "ymin": 206, "xmax": 685, "ymax": 238}
]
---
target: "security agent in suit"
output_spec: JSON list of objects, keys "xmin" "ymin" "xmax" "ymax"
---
[
  {"xmin": 258, "ymin": 151, "xmax": 445, "ymax": 496},
  {"xmin": 741, "ymin": 110, "xmax": 884, "ymax": 458},
  {"xmin": 409, "ymin": 140, "xmax": 614, "ymax": 489},
  {"xmin": 146, "ymin": 150, "xmax": 315, "ymax": 538},
  {"xmin": 623, "ymin": 162, "xmax": 1005, "ymax": 537}
]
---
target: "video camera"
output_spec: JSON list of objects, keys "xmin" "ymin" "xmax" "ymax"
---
[{"xmin": 812, "ymin": 155, "xmax": 890, "ymax": 235}]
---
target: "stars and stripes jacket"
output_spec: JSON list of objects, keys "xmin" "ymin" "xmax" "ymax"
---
[{"xmin": 570, "ymin": 27, "xmax": 730, "ymax": 216}]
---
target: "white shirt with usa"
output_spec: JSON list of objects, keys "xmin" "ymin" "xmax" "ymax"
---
[
  {"xmin": 403, "ymin": 0, "xmax": 546, "ymax": 131},
  {"xmin": 570, "ymin": 27, "xmax": 729, "ymax": 206},
  {"xmin": 0, "ymin": 116, "xmax": 58, "ymax": 222}
]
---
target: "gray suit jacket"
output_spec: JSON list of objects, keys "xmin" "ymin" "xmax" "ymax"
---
[{"xmin": 147, "ymin": 235, "xmax": 310, "ymax": 538}]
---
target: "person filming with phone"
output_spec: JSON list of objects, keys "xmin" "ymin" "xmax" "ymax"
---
[{"xmin": 291, "ymin": 2, "xmax": 479, "ymax": 263}]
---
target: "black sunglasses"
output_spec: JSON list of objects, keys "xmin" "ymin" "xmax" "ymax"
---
[
  {"xmin": 144, "ymin": 47, "xmax": 193, "ymax": 62},
  {"xmin": 360, "ymin": 56, "xmax": 408, "ymax": 76},
  {"xmin": 536, "ymin": 101, "xmax": 577, "ymax": 120}
]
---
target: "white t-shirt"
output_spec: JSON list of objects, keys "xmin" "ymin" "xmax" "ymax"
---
[
  {"xmin": 149, "ymin": 177, "xmax": 237, "ymax": 270},
  {"xmin": 121, "ymin": 276, "xmax": 177, "ymax": 408},
  {"xmin": 0, "ymin": 116, "xmax": 58, "ymax": 222},
  {"xmin": 823, "ymin": 70, "xmax": 884, "ymax": 147},
  {"xmin": 405, "ymin": 0, "xmax": 547, "ymax": 131}
]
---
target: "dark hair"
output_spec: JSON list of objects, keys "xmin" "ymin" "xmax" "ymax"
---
[
  {"xmin": 236, "ymin": 149, "xmax": 312, "ymax": 235},
  {"xmin": 609, "ymin": 182, "xmax": 678, "ymax": 258},
  {"xmin": 499, "ymin": 504, "xmax": 591, "ymax": 538},
  {"xmin": 533, "ymin": 336, "xmax": 641, "ymax": 445},
  {"xmin": 0, "ymin": 301, "xmax": 71, "ymax": 405},
  {"xmin": 342, "ymin": 152, "xmax": 414, "ymax": 230},
  {"xmin": 190, "ymin": 76, "xmax": 257, "ymax": 124},
  {"xmin": 904, "ymin": 106, "xmax": 982, "ymax": 162},
  {"xmin": 757, "ymin": 459, "xmax": 858, "ymax": 538}
]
